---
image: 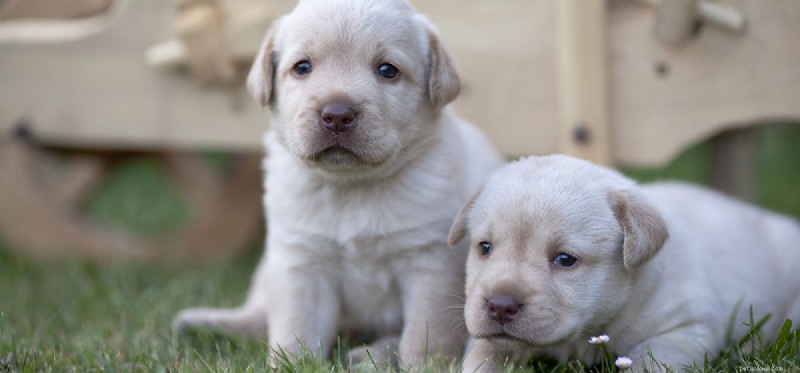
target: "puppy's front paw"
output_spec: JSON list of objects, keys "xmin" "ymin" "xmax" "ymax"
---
[
  {"xmin": 172, "ymin": 306, "xmax": 268, "ymax": 339},
  {"xmin": 345, "ymin": 336, "xmax": 399, "ymax": 370},
  {"xmin": 172, "ymin": 308, "xmax": 215, "ymax": 334},
  {"xmin": 461, "ymin": 339, "xmax": 503, "ymax": 373}
]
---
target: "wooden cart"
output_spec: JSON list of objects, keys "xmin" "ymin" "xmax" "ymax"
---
[{"xmin": 1, "ymin": 0, "xmax": 798, "ymax": 262}]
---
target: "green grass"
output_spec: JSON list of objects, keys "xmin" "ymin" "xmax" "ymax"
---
[
  {"xmin": 756, "ymin": 124, "xmax": 800, "ymax": 217},
  {"xmin": 1, "ymin": 124, "xmax": 800, "ymax": 372},
  {"xmin": 0, "ymin": 246, "xmax": 272, "ymax": 372},
  {"xmin": 1, "ymin": 241, "xmax": 797, "ymax": 373},
  {"xmin": 83, "ymin": 156, "xmax": 190, "ymax": 236}
]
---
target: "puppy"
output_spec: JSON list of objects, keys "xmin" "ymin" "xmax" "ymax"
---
[
  {"xmin": 449, "ymin": 155, "xmax": 800, "ymax": 372},
  {"xmin": 174, "ymin": 0, "xmax": 504, "ymax": 367}
]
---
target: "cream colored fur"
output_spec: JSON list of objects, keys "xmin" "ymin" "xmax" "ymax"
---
[
  {"xmin": 173, "ymin": 0, "xmax": 504, "ymax": 368},
  {"xmin": 450, "ymin": 155, "xmax": 800, "ymax": 373}
]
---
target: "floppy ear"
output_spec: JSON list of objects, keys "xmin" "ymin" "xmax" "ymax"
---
[
  {"xmin": 421, "ymin": 19, "xmax": 461, "ymax": 109},
  {"xmin": 448, "ymin": 187, "xmax": 483, "ymax": 247},
  {"xmin": 610, "ymin": 189, "xmax": 669, "ymax": 271},
  {"xmin": 246, "ymin": 19, "xmax": 281, "ymax": 107}
]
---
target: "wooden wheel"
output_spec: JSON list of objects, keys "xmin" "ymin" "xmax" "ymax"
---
[{"xmin": 0, "ymin": 138, "xmax": 263, "ymax": 264}]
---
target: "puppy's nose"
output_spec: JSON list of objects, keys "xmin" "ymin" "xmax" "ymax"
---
[
  {"xmin": 320, "ymin": 103, "xmax": 356, "ymax": 135},
  {"xmin": 487, "ymin": 294, "xmax": 521, "ymax": 324}
]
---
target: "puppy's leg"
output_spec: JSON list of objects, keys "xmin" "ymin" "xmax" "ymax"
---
[
  {"xmin": 173, "ymin": 258, "xmax": 270, "ymax": 339},
  {"xmin": 173, "ymin": 305, "xmax": 267, "ymax": 339},
  {"xmin": 345, "ymin": 334, "xmax": 400, "ymax": 368},
  {"xmin": 461, "ymin": 339, "xmax": 508, "ymax": 373},
  {"xmin": 267, "ymin": 264, "xmax": 340, "ymax": 363},
  {"xmin": 625, "ymin": 326, "xmax": 716, "ymax": 373},
  {"xmin": 397, "ymin": 270, "xmax": 467, "ymax": 367}
]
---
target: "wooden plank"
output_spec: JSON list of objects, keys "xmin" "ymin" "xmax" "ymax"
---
[
  {"xmin": 0, "ymin": 0, "xmax": 113, "ymax": 20},
  {"xmin": 1, "ymin": 0, "xmax": 798, "ymax": 167},
  {"xmin": 554, "ymin": 0, "xmax": 611, "ymax": 165},
  {"xmin": 0, "ymin": 0, "xmax": 296, "ymax": 151},
  {"xmin": 175, "ymin": 0, "xmax": 236, "ymax": 85},
  {"xmin": 608, "ymin": 0, "xmax": 800, "ymax": 166},
  {"xmin": 415, "ymin": 0, "xmax": 555, "ymax": 158},
  {"xmin": 653, "ymin": 0, "xmax": 699, "ymax": 45}
]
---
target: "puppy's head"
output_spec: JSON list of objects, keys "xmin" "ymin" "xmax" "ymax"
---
[
  {"xmin": 448, "ymin": 155, "xmax": 668, "ymax": 349},
  {"xmin": 247, "ymin": 0, "xmax": 460, "ymax": 177}
]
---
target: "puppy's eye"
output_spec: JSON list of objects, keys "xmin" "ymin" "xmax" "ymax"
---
[
  {"xmin": 478, "ymin": 241, "xmax": 493, "ymax": 257},
  {"xmin": 376, "ymin": 63, "xmax": 399, "ymax": 79},
  {"xmin": 292, "ymin": 60, "xmax": 312, "ymax": 76},
  {"xmin": 554, "ymin": 253, "xmax": 578, "ymax": 267}
]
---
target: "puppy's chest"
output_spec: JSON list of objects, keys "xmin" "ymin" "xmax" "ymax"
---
[
  {"xmin": 266, "ymin": 172, "xmax": 454, "ymax": 332},
  {"xmin": 268, "ymin": 178, "xmax": 452, "ymax": 258},
  {"xmin": 335, "ymin": 255, "xmax": 404, "ymax": 333}
]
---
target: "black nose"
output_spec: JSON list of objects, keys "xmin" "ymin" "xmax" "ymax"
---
[
  {"xmin": 487, "ymin": 294, "xmax": 522, "ymax": 324},
  {"xmin": 320, "ymin": 103, "xmax": 356, "ymax": 135}
]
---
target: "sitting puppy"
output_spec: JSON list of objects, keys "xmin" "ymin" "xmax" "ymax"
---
[
  {"xmin": 174, "ymin": 0, "xmax": 504, "ymax": 367},
  {"xmin": 448, "ymin": 155, "xmax": 800, "ymax": 372}
]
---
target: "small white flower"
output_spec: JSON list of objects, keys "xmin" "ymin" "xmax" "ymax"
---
[
  {"xmin": 588, "ymin": 334, "xmax": 610, "ymax": 344},
  {"xmin": 615, "ymin": 356, "xmax": 633, "ymax": 369}
]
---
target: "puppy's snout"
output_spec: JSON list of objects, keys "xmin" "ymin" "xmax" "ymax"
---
[
  {"xmin": 486, "ymin": 294, "xmax": 522, "ymax": 324},
  {"xmin": 320, "ymin": 103, "xmax": 357, "ymax": 135}
]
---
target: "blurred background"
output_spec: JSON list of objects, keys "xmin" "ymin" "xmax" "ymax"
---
[{"xmin": 0, "ymin": 0, "xmax": 798, "ymax": 370}]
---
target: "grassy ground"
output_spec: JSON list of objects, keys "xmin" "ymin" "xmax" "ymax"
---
[{"xmin": 1, "ymin": 124, "xmax": 799, "ymax": 372}]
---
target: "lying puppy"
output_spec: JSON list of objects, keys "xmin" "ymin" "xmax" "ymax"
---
[
  {"xmin": 174, "ymin": 0, "xmax": 503, "ymax": 367},
  {"xmin": 449, "ymin": 155, "xmax": 800, "ymax": 372}
]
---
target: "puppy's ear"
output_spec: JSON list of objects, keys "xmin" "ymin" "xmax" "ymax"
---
[
  {"xmin": 419, "ymin": 17, "xmax": 461, "ymax": 109},
  {"xmin": 247, "ymin": 19, "xmax": 281, "ymax": 107},
  {"xmin": 610, "ymin": 190, "xmax": 669, "ymax": 271},
  {"xmin": 448, "ymin": 187, "xmax": 483, "ymax": 247}
]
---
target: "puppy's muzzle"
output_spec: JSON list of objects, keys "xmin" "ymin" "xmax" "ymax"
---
[{"xmin": 320, "ymin": 103, "xmax": 357, "ymax": 135}]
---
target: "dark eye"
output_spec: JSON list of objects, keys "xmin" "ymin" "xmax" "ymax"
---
[
  {"xmin": 554, "ymin": 253, "xmax": 578, "ymax": 267},
  {"xmin": 376, "ymin": 63, "xmax": 399, "ymax": 79},
  {"xmin": 292, "ymin": 60, "xmax": 312, "ymax": 76},
  {"xmin": 478, "ymin": 241, "xmax": 493, "ymax": 257}
]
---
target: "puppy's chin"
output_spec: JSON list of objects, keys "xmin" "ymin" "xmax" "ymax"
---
[
  {"xmin": 467, "ymin": 310, "xmax": 579, "ymax": 348},
  {"xmin": 475, "ymin": 328, "xmax": 576, "ymax": 349},
  {"xmin": 312, "ymin": 145, "xmax": 361, "ymax": 165},
  {"xmin": 303, "ymin": 144, "xmax": 391, "ymax": 174}
]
